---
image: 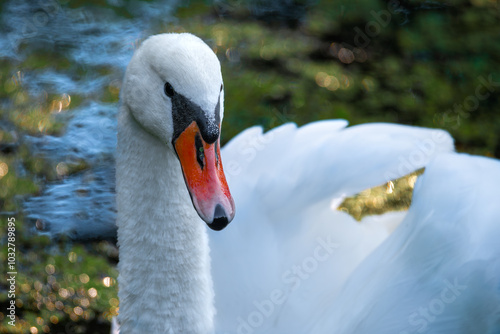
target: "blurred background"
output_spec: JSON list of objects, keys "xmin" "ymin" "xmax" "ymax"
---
[{"xmin": 0, "ymin": 0, "xmax": 499, "ymax": 333}]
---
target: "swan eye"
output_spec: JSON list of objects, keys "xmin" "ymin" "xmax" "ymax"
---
[
  {"xmin": 220, "ymin": 83, "xmax": 223, "ymax": 92},
  {"xmin": 164, "ymin": 82, "xmax": 175, "ymax": 97}
]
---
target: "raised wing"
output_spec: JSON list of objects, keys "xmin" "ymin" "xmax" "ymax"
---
[
  {"xmin": 309, "ymin": 153, "xmax": 500, "ymax": 334},
  {"xmin": 211, "ymin": 121, "xmax": 454, "ymax": 333}
]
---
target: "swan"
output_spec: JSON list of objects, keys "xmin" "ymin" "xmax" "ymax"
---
[
  {"xmin": 26, "ymin": 32, "xmax": 500, "ymax": 333},
  {"xmin": 115, "ymin": 32, "xmax": 233, "ymax": 333}
]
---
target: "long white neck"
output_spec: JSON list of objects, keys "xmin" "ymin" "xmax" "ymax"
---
[{"xmin": 116, "ymin": 105, "xmax": 215, "ymax": 334}]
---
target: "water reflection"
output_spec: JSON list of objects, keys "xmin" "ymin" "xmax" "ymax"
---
[{"xmin": 11, "ymin": 0, "xmax": 180, "ymax": 241}]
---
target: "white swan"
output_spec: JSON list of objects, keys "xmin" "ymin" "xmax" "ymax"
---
[
  {"xmin": 116, "ymin": 33, "xmax": 230, "ymax": 333},
  {"xmin": 113, "ymin": 31, "xmax": 500, "ymax": 334},
  {"xmin": 28, "ymin": 32, "xmax": 500, "ymax": 333}
]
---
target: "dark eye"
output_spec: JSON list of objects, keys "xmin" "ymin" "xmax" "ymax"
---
[
  {"xmin": 164, "ymin": 82, "xmax": 175, "ymax": 97},
  {"xmin": 220, "ymin": 83, "xmax": 223, "ymax": 92}
]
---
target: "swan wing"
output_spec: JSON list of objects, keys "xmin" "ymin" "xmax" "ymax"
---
[
  {"xmin": 223, "ymin": 121, "xmax": 453, "ymax": 218},
  {"xmin": 309, "ymin": 152, "xmax": 500, "ymax": 334},
  {"xmin": 211, "ymin": 121, "xmax": 454, "ymax": 333}
]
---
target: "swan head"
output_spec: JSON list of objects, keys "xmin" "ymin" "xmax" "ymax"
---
[{"xmin": 122, "ymin": 33, "xmax": 235, "ymax": 230}]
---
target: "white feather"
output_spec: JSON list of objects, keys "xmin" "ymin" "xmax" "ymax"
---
[
  {"xmin": 210, "ymin": 121, "xmax": 455, "ymax": 333},
  {"xmin": 309, "ymin": 153, "xmax": 500, "ymax": 334}
]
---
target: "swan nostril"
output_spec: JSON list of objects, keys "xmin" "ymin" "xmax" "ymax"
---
[
  {"xmin": 208, "ymin": 204, "xmax": 229, "ymax": 231},
  {"xmin": 195, "ymin": 132, "xmax": 205, "ymax": 170}
]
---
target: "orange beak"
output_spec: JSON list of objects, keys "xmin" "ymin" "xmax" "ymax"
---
[{"xmin": 173, "ymin": 121, "xmax": 235, "ymax": 230}]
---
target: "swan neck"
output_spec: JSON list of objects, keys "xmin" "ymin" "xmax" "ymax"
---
[{"xmin": 116, "ymin": 105, "xmax": 214, "ymax": 333}]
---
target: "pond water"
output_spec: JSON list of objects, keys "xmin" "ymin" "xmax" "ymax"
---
[{"xmin": 2, "ymin": 0, "xmax": 182, "ymax": 239}]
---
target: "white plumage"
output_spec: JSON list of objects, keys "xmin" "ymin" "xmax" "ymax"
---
[
  {"xmin": 309, "ymin": 153, "xmax": 500, "ymax": 334},
  {"xmin": 211, "ymin": 122, "xmax": 500, "ymax": 334}
]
